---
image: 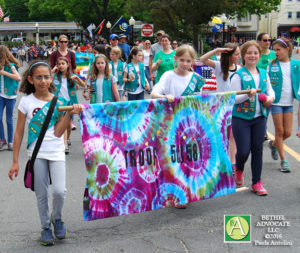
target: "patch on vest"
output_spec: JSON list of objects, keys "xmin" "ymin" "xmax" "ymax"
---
[
  {"xmin": 243, "ymin": 75, "xmax": 252, "ymax": 81},
  {"xmin": 271, "ymin": 66, "xmax": 280, "ymax": 72}
]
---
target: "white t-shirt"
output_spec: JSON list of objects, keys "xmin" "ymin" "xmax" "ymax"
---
[
  {"xmin": 143, "ymin": 50, "xmax": 150, "ymax": 67},
  {"xmin": 96, "ymin": 78, "xmax": 104, "ymax": 103},
  {"xmin": 126, "ymin": 63, "xmax": 144, "ymax": 94},
  {"xmin": 58, "ymin": 77, "xmax": 70, "ymax": 100},
  {"xmin": 152, "ymin": 70, "xmax": 195, "ymax": 97},
  {"xmin": 214, "ymin": 61, "xmax": 241, "ymax": 92},
  {"xmin": 18, "ymin": 94, "xmax": 65, "ymax": 161},
  {"xmin": 274, "ymin": 61, "xmax": 293, "ymax": 106},
  {"xmin": 231, "ymin": 73, "xmax": 275, "ymax": 118}
]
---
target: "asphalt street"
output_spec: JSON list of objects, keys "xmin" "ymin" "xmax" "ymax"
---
[{"xmin": 0, "ymin": 52, "xmax": 300, "ymax": 253}]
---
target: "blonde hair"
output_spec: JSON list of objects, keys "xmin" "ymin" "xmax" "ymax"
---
[
  {"xmin": 110, "ymin": 47, "xmax": 122, "ymax": 58},
  {"xmin": 91, "ymin": 54, "xmax": 110, "ymax": 80},
  {"xmin": 272, "ymin": 37, "xmax": 293, "ymax": 59},
  {"xmin": 175, "ymin": 44, "xmax": 196, "ymax": 60},
  {"xmin": 240, "ymin": 40, "xmax": 261, "ymax": 65},
  {"xmin": 58, "ymin": 34, "xmax": 68, "ymax": 42},
  {"xmin": 0, "ymin": 45, "xmax": 20, "ymax": 69}
]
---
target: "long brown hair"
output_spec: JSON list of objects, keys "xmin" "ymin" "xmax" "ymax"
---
[
  {"xmin": 220, "ymin": 43, "xmax": 239, "ymax": 81},
  {"xmin": 0, "ymin": 45, "xmax": 20, "ymax": 69},
  {"xmin": 91, "ymin": 54, "xmax": 110, "ymax": 81},
  {"xmin": 56, "ymin": 57, "xmax": 75, "ymax": 88}
]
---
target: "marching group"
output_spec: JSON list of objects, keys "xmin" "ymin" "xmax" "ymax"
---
[{"xmin": 0, "ymin": 30, "xmax": 299, "ymax": 246}]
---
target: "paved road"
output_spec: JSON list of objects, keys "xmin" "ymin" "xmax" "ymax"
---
[{"xmin": 0, "ymin": 53, "xmax": 300, "ymax": 253}]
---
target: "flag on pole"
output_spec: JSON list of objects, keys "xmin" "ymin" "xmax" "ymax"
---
[
  {"xmin": 211, "ymin": 23, "xmax": 223, "ymax": 34},
  {"xmin": 96, "ymin": 20, "xmax": 105, "ymax": 35},
  {"xmin": 111, "ymin": 16, "xmax": 131, "ymax": 35},
  {"xmin": 0, "ymin": 6, "xmax": 4, "ymax": 18},
  {"xmin": 3, "ymin": 16, "xmax": 10, "ymax": 22},
  {"xmin": 87, "ymin": 24, "xmax": 94, "ymax": 39},
  {"xmin": 212, "ymin": 16, "xmax": 222, "ymax": 24}
]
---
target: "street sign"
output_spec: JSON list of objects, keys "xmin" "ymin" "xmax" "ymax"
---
[{"xmin": 141, "ymin": 24, "xmax": 154, "ymax": 37}]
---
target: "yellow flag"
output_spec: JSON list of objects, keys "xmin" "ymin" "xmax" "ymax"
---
[{"xmin": 212, "ymin": 17, "xmax": 222, "ymax": 24}]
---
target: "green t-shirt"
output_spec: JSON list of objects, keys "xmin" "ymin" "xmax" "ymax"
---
[
  {"xmin": 153, "ymin": 50, "xmax": 176, "ymax": 82},
  {"xmin": 257, "ymin": 50, "xmax": 276, "ymax": 70}
]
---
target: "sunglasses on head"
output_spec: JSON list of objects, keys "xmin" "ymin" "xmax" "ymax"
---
[
  {"xmin": 262, "ymin": 39, "xmax": 272, "ymax": 42},
  {"xmin": 60, "ymin": 41, "xmax": 68, "ymax": 43}
]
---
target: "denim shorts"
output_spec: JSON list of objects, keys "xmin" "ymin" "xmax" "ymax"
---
[{"xmin": 271, "ymin": 105, "xmax": 293, "ymax": 114}]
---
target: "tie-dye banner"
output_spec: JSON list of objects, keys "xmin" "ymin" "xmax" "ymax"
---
[{"xmin": 79, "ymin": 93, "xmax": 236, "ymax": 221}]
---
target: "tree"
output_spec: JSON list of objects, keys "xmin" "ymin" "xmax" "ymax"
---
[
  {"xmin": 136, "ymin": 0, "xmax": 281, "ymax": 51},
  {"xmin": 4, "ymin": 0, "xmax": 30, "ymax": 21}
]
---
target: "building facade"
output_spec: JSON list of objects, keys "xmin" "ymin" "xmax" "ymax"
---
[
  {"xmin": 0, "ymin": 22, "xmax": 83, "ymax": 42},
  {"xmin": 259, "ymin": 0, "xmax": 300, "ymax": 38}
]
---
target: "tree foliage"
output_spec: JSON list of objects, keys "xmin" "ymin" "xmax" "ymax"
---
[{"xmin": 4, "ymin": 0, "xmax": 30, "ymax": 21}]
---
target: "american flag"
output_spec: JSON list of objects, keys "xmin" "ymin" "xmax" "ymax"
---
[
  {"xmin": 4, "ymin": 16, "xmax": 10, "ymax": 22},
  {"xmin": 0, "ymin": 6, "xmax": 4, "ymax": 18}
]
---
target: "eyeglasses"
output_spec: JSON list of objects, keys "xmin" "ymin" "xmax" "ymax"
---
[
  {"xmin": 145, "ymin": 43, "xmax": 151, "ymax": 45},
  {"xmin": 172, "ymin": 43, "xmax": 178, "ymax": 45},
  {"xmin": 262, "ymin": 39, "xmax": 272, "ymax": 42},
  {"xmin": 59, "ymin": 41, "xmax": 68, "ymax": 43},
  {"xmin": 32, "ymin": 75, "xmax": 51, "ymax": 81}
]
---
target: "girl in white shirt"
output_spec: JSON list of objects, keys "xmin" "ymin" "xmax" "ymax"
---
[
  {"xmin": 8, "ymin": 61, "xmax": 82, "ymax": 246},
  {"xmin": 268, "ymin": 38, "xmax": 300, "ymax": 172},
  {"xmin": 200, "ymin": 43, "xmax": 241, "ymax": 171}
]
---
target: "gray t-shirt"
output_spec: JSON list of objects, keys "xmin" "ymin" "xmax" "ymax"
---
[{"xmin": 150, "ymin": 43, "xmax": 163, "ymax": 58}]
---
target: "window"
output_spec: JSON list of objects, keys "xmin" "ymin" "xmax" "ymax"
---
[
  {"xmin": 297, "ymin": 12, "xmax": 300, "ymax": 18},
  {"xmin": 288, "ymin": 12, "xmax": 292, "ymax": 18}
]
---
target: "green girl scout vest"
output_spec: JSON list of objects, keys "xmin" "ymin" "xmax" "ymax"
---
[
  {"xmin": 124, "ymin": 62, "xmax": 146, "ymax": 92},
  {"xmin": 109, "ymin": 60, "xmax": 124, "ymax": 86},
  {"xmin": 181, "ymin": 73, "xmax": 206, "ymax": 96},
  {"xmin": 268, "ymin": 59, "xmax": 300, "ymax": 103},
  {"xmin": 90, "ymin": 75, "xmax": 114, "ymax": 104},
  {"xmin": 233, "ymin": 67, "xmax": 267, "ymax": 120},
  {"xmin": 53, "ymin": 73, "xmax": 78, "ymax": 104},
  {"xmin": 2, "ymin": 63, "xmax": 19, "ymax": 96},
  {"xmin": 27, "ymin": 96, "xmax": 69, "ymax": 148}
]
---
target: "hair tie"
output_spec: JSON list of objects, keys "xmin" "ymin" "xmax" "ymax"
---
[
  {"xmin": 29, "ymin": 61, "xmax": 50, "ymax": 73},
  {"xmin": 276, "ymin": 38, "xmax": 288, "ymax": 48}
]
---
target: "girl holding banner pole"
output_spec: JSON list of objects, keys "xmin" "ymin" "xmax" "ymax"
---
[
  {"xmin": 8, "ymin": 61, "xmax": 82, "ymax": 246},
  {"xmin": 200, "ymin": 43, "xmax": 241, "ymax": 172},
  {"xmin": 268, "ymin": 38, "xmax": 300, "ymax": 172},
  {"xmin": 151, "ymin": 44, "xmax": 206, "ymax": 208},
  {"xmin": 151, "ymin": 44, "xmax": 206, "ymax": 101},
  {"xmin": 230, "ymin": 41, "xmax": 275, "ymax": 196}
]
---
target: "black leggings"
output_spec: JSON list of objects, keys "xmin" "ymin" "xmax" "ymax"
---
[{"xmin": 232, "ymin": 116, "xmax": 266, "ymax": 185}]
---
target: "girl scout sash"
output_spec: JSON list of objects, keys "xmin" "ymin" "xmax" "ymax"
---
[
  {"xmin": 181, "ymin": 73, "xmax": 206, "ymax": 96},
  {"xmin": 27, "ymin": 97, "xmax": 69, "ymax": 148},
  {"xmin": 2, "ymin": 63, "xmax": 19, "ymax": 96}
]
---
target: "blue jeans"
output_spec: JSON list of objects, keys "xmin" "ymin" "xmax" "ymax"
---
[
  {"xmin": 232, "ymin": 116, "xmax": 266, "ymax": 185},
  {"xmin": 0, "ymin": 96, "xmax": 16, "ymax": 143},
  {"xmin": 128, "ymin": 91, "xmax": 144, "ymax": 101},
  {"xmin": 145, "ymin": 67, "xmax": 151, "ymax": 91}
]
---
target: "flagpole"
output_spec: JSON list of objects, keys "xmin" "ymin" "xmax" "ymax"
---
[{"xmin": 57, "ymin": 89, "xmax": 263, "ymax": 112}]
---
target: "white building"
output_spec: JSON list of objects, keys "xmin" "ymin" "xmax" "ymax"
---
[
  {"xmin": 259, "ymin": 0, "xmax": 300, "ymax": 38},
  {"xmin": 0, "ymin": 21, "xmax": 83, "ymax": 42}
]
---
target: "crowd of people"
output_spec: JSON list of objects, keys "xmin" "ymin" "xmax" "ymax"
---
[{"xmin": 1, "ymin": 30, "xmax": 299, "ymax": 246}]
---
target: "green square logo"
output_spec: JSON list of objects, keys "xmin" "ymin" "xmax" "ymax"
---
[{"xmin": 224, "ymin": 215, "xmax": 251, "ymax": 243}]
